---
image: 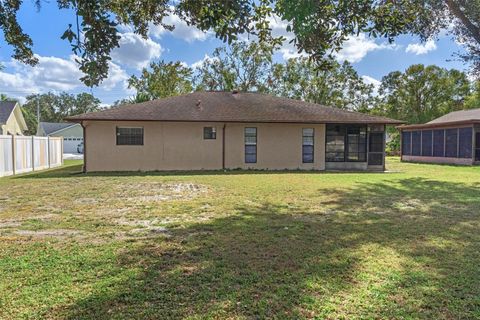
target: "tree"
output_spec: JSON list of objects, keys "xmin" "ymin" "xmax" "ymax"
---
[
  {"xmin": 194, "ymin": 41, "xmax": 274, "ymax": 92},
  {"xmin": 268, "ymin": 57, "xmax": 375, "ymax": 111},
  {"xmin": 128, "ymin": 61, "xmax": 193, "ymax": 102},
  {"xmin": 465, "ymin": 81, "xmax": 480, "ymax": 109},
  {"xmin": 375, "ymin": 65, "xmax": 472, "ymax": 125},
  {"xmin": 21, "ymin": 92, "xmax": 101, "ymax": 133},
  {"xmin": 373, "ymin": 64, "xmax": 473, "ymax": 152},
  {"xmin": 3, "ymin": 1, "xmax": 478, "ymax": 86}
]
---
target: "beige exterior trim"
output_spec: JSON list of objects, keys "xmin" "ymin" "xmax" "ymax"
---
[
  {"xmin": 402, "ymin": 155, "xmax": 474, "ymax": 165},
  {"xmin": 83, "ymin": 121, "xmax": 327, "ymax": 172}
]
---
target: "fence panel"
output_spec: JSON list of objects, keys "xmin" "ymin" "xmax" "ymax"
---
[
  {"xmin": 14, "ymin": 136, "xmax": 33, "ymax": 174},
  {"xmin": 49, "ymin": 137, "xmax": 63, "ymax": 167},
  {"xmin": 0, "ymin": 135, "xmax": 64, "ymax": 177},
  {"xmin": 33, "ymin": 137, "xmax": 49, "ymax": 171},
  {"xmin": 0, "ymin": 136, "xmax": 13, "ymax": 177}
]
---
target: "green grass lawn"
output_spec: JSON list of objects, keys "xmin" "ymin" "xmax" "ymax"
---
[{"xmin": 0, "ymin": 158, "xmax": 479, "ymax": 319}]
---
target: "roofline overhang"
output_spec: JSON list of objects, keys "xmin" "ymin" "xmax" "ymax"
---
[
  {"xmin": 65, "ymin": 118, "xmax": 404, "ymax": 125},
  {"xmin": 47, "ymin": 123, "xmax": 81, "ymax": 136},
  {"xmin": 397, "ymin": 120, "xmax": 480, "ymax": 130}
]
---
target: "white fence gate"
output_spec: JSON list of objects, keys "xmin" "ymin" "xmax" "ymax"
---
[{"xmin": 0, "ymin": 135, "xmax": 63, "ymax": 177}]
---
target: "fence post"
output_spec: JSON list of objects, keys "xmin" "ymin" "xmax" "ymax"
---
[
  {"xmin": 31, "ymin": 136, "xmax": 35, "ymax": 171},
  {"xmin": 47, "ymin": 136, "xmax": 51, "ymax": 168},
  {"xmin": 11, "ymin": 135, "xmax": 15, "ymax": 176}
]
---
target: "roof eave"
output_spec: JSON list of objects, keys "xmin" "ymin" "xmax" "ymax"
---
[
  {"xmin": 397, "ymin": 119, "xmax": 480, "ymax": 130},
  {"xmin": 64, "ymin": 117, "xmax": 403, "ymax": 125}
]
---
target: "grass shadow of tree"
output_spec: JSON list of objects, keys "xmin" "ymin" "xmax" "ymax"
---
[{"xmin": 59, "ymin": 177, "xmax": 480, "ymax": 319}]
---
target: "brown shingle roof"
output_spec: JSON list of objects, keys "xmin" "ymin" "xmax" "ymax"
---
[
  {"xmin": 398, "ymin": 108, "xmax": 480, "ymax": 130},
  {"xmin": 427, "ymin": 108, "xmax": 480, "ymax": 124},
  {"xmin": 66, "ymin": 91, "xmax": 402, "ymax": 124}
]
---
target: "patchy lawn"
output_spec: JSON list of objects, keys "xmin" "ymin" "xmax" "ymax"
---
[{"xmin": 0, "ymin": 158, "xmax": 479, "ymax": 319}]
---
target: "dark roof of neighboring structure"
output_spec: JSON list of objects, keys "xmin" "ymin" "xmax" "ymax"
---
[
  {"xmin": 39, "ymin": 122, "xmax": 77, "ymax": 135},
  {"xmin": 66, "ymin": 91, "xmax": 402, "ymax": 124},
  {"xmin": 0, "ymin": 101, "xmax": 17, "ymax": 124},
  {"xmin": 398, "ymin": 108, "xmax": 480, "ymax": 130}
]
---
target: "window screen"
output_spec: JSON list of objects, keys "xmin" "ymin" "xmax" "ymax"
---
[
  {"xmin": 433, "ymin": 130, "xmax": 445, "ymax": 157},
  {"xmin": 368, "ymin": 132, "xmax": 384, "ymax": 165},
  {"xmin": 458, "ymin": 127, "xmax": 473, "ymax": 158},
  {"xmin": 245, "ymin": 127, "xmax": 257, "ymax": 163},
  {"xmin": 116, "ymin": 127, "xmax": 144, "ymax": 145},
  {"xmin": 411, "ymin": 131, "xmax": 421, "ymax": 156},
  {"xmin": 346, "ymin": 126, "xmax": 367, "ymax": 162},
  {"xmin": 445, "ymin": 129, "xmax": 458, "ymax": 157},
  {"xmin": 421, "ymin": 130, "xmax": 433, "ymax": 156},
  {"xmin": 402, "ymin": 131, "xmax": 412, "ymax": 155},
  {"xmin": 203, "ymin": 127, "xmax": 216, "ymax": 139},
  {"xmin": 326, "ymin": 125, "xmax": 346, "ymax": 162},
  {"xmin": 302, "ymin": 128, "xmax": 314, "ymax": 163}
]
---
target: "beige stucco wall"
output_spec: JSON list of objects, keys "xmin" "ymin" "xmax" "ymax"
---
[
  {"xmin": 224, "ymin": 123, "xmax": 325, "ymax": 170},
  {"xmin": 83, "ymin": 121, "xmax": 326, "ymax": 172}
]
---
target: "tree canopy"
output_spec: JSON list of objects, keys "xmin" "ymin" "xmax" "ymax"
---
[
  {"xmin": 1, "ymin": 1, "xmax": 479, "ymax": 86},
  {"xmin": 194, "ymin": 41, "xmax": 275, "ymax": 92},
  {"xmin": 374, "ymin": 64, "xmax": 474, "ymax": 125},
  {"xmin": 269, "ymin": 57, "xmax": 375, "ymax": 111},
  {"xmin": 120, "ymin": 41, "xmax": 376, "ymax": 111},
  {"xmin": 128, "ymin": 61, "xmax": 193, "ymax": 102},
  {"xmin": 21, "ymin": 92, "xmax": 101, "ymax": 134}
]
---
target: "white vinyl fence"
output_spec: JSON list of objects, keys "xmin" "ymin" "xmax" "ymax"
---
[{"xmin": 0, "ymin": 135, "xmax": 63, "ymax": 177}]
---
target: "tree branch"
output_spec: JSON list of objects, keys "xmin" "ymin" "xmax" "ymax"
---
[{"xmin": 445, "ymin": 0, "xmax": 480, "ymax": 44}]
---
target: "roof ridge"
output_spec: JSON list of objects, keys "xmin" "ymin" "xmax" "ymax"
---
[{"xmin": 65, "ymin": 91, "xmax": 402, "ymax": 124}]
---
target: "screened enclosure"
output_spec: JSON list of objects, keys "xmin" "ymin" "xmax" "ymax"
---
[
  {"xmin": 401, "ymin": 126, "xmax": 477, "ymax": 164},
  {"xmin": 326, "ymin": 124, "xmax": 385, "ymax": 168}
]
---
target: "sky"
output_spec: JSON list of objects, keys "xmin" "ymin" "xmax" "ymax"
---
[{"xmin": 0, "ymin": 1, "xmax": 468, "ymax": 106}]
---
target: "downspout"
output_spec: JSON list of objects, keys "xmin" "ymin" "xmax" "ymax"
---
[
  {"xmin": 222, "ymin": 123, "xmax": 226, "ymax": 170},
  {"xmin": 80, "ymin": 121, "xmax": 87, "ymax": 173}
]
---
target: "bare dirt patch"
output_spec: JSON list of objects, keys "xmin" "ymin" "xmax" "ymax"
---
[
  {"xmin": 0, "ymin": 214, "xmax": 59, "ymax": 229},
  {"xmin": 115, "ymin": 182, "xmax": 208, "ymax": 203},
  {"xmin": 13, "ymin": 229, "xmax": 83, "ymax": 238},
  {"xmin": 392, "ymin": 199, "xmax": 424, "ymax": 211},
  {"xmin": 74, "ymin": 198, "xmax": 99, "ymax": 205}
]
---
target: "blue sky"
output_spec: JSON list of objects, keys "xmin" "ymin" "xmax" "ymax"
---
[{"xmin": 0, "ymin": 1, "xmax": 468, "ymax": 105}]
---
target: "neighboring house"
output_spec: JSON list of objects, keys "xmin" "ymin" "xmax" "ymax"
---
[
  {"xmin": 399, "ymin": 108, "xmax": 480, "ymax": 165},
  {"xmin": 0, "ymin": 101, "xmax": 28, "ymax": 135},
  {"xmin": 37, "ymin": 122, "xmax": 84, "ymax": 154},
  {"xmin": 66, "ymin": 91, "xmax": 402, "ymax": 172}
]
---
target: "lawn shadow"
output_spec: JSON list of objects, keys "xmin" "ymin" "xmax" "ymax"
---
[{"xmin": 59, "ymin": 177, "xmax": 480, "ymax": 319}]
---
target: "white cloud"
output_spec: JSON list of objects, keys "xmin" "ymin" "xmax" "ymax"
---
[
  {"xmin": 111, "ymin": 32, "xmax": 163, "ymax": 69},
  {"xmin": 336, "ymin": 34, "xmax": 399, "ymax": 63},
  {"xmin": 149, "ymin": 13, "xmax": 209, "ymax": 42},
  {"xmin": 190, "ymin": 54, "xmax": 219, "ymax": 69},
  {"xmin": 362, "ymin": 75, "xmax": 381, "ymax": 95},
  {"xmin": 261, "ymin": 16, "xmax": 397, "ymax": 63},
  {"xmin": 0, "ymin": 54, "xmax": 129, "ymax": 101},
  {"xmin": 267, "ymin": 15, "xmax": 306, "ymax": 60},
  {"xmin": 405, "ymin": 39, "xmax": 437, "ymax": 55}
]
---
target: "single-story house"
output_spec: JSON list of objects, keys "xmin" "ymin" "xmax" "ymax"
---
[
  {"xmin": 66, "ymin": 91, "xmax": 402, "ymax": 172},
  {"xmin": 0, "ymin": 101, "xmax": 28, "ymax": 135},
  {"xmin": 398, "ymin": 108, "xmax": 480, "ymax": 165},
  {"xmin": 37, "ymin": 122, "xmax": 84, "ymax": 154}
]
